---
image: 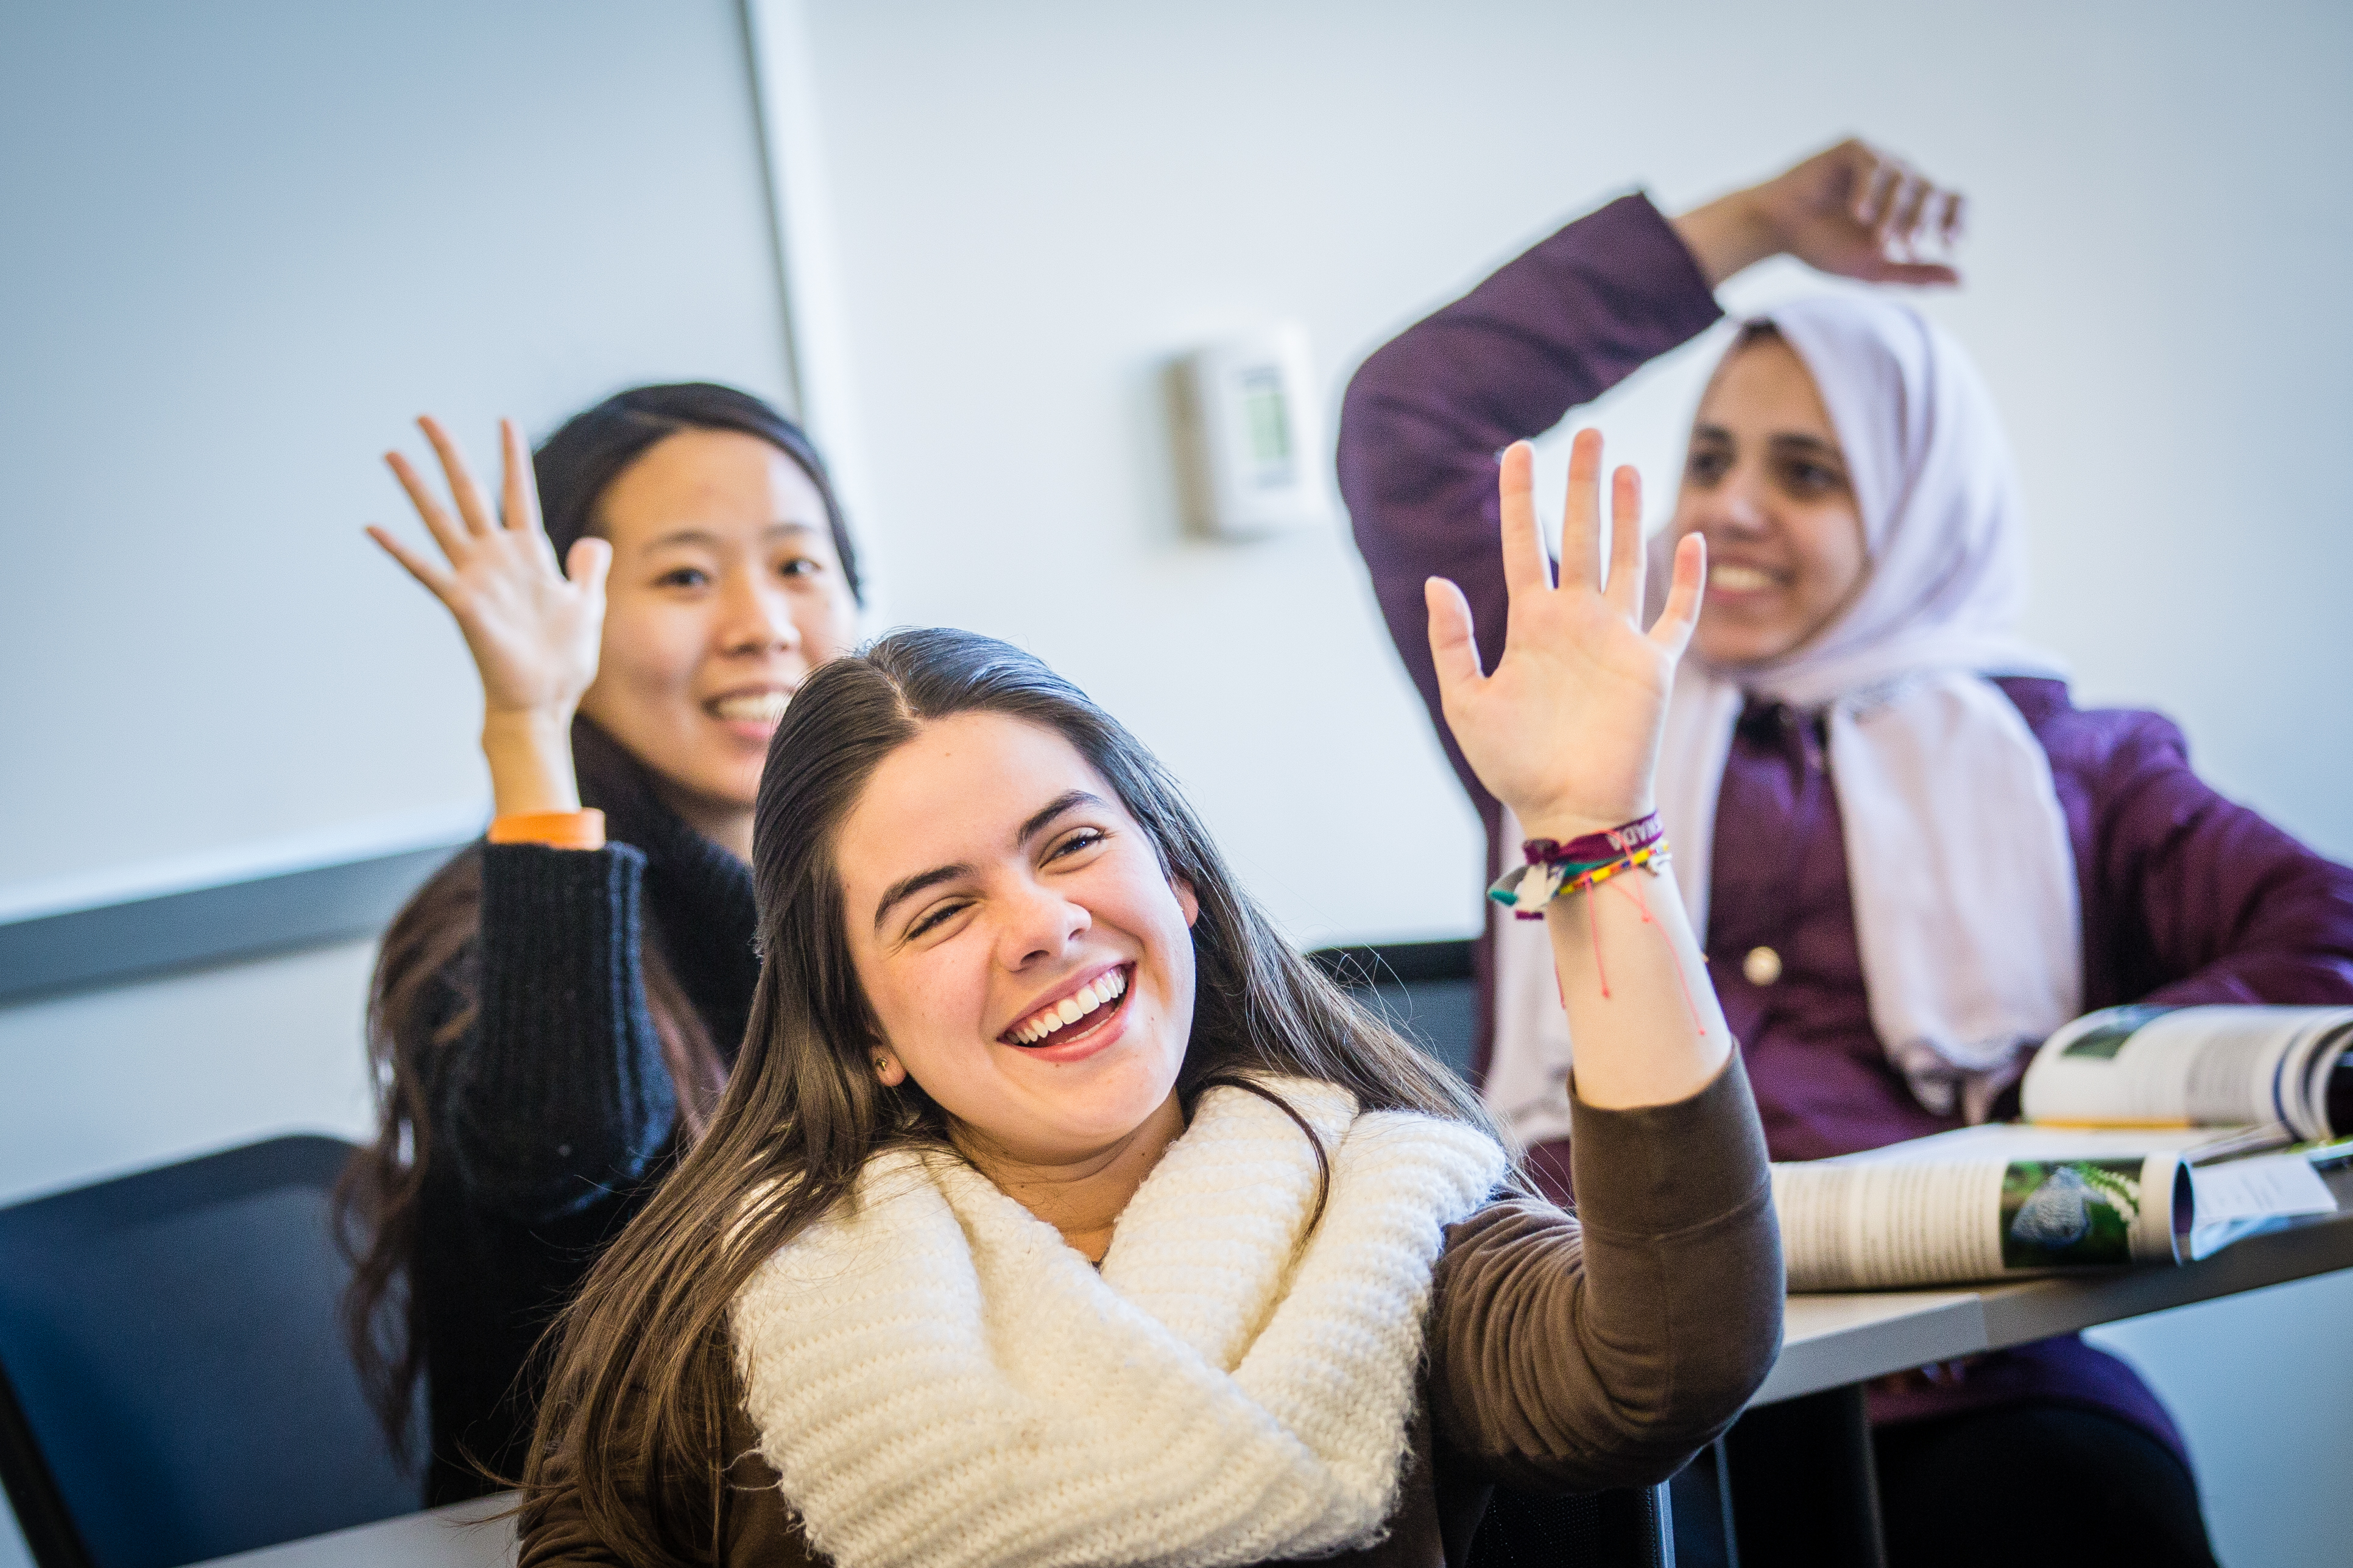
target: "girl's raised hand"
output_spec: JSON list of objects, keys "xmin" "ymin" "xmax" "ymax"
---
[
  {"xmin": 1671, "ymin": 136, "xmax": 1963, "ymax": 290},
  {"xmin": 367, "ymin": 416, "xmax": 610, "ymax": 727},
  {"xmin": 1757, "ymin": 138, "xmax": 1964, "ymax": 286},
  {"xmin": 1423, "ymin": 432, "xmax": 1704, "ymax": 843}
]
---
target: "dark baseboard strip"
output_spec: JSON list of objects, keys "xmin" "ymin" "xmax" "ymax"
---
[{"xmin": 0, "ymin": 843, "xmax": 468, "ymax": 1007}]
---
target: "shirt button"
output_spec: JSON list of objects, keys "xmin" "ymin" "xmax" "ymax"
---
[{"xmin": 1743, "ymin": 946, "xmax": 1783, "ymax": 986}]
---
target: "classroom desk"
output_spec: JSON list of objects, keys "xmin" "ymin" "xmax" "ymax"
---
[
  {"xmin": 1724, "ymin": 1164, "xmax": 2353, "ymax": 1566},
  {"xmin": 187, "ymin": 1172, "xmax": 2353, "ymax": 1568},
  {"xmin": 196, "ymin": 1494, "xmax": 514, "ymax": 1567},
  {"xmin": 1762, "ymin": 1163, "xmax": 2353, "ymax": 1404}
]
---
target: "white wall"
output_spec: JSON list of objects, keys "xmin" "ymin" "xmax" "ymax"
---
[
  {"xmin": 0, "ymin": 0, "xmax": 800, "ymax": 1183},
  {"xmin": 0, "ymin": 0, "xmax": 799, "ymax": 915},
  {"xmin": 0, "ymin": 4, "xmax": 805, "ymax": 1559},
  {"xmin": 764, "ymin": 2, "xmax": 2353, "ymax": 1562},
  {"xmin": 771, "ymin": 0, "xmax": 2353, "ymax": 958}
]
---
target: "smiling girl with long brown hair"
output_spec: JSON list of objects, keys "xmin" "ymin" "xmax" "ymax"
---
[{"xmin": 516, "ymin": 439, "xmax": 1782, "ymax": 1567}]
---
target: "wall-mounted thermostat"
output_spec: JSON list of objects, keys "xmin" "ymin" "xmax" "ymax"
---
[{"xmin": 1170, "ymin": 324, "xmax": 1330, "ymax": 540}]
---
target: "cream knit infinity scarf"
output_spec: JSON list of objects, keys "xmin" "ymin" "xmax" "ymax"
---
[{"xmin": 730, "ymin": 1078, "xmax": 1508, "ymax": 1568}]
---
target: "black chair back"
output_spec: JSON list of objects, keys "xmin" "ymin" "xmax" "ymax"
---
[
  {"xmin": 1473, "ymin": 1482, "xmax": 1677, "ymax": 1567},
  {"xmin": 1309, "ymin": 939, "xmax": 1480, "ymax": 1078},
  {"xmin": 0, "ymin": 1135, "xmax": 420, "ymax": 1568}
]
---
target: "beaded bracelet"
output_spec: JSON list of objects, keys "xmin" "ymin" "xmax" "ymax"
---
[{"xmin": 1488, "ymin": 812, "xmax": 1669, "ymax": 919}]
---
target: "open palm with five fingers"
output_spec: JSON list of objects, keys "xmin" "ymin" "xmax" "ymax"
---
[
  {"xmin": 1424, "ymin": 430, "xmax": 1706, "ymax": 845},
  {"xmin": 367, "ymin": 417, "xmax": 611, "ymax": 726}
]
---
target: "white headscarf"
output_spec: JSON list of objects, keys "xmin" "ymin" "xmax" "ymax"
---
[{"xmin": 1487, "ymin": 295, "xmax": 2080, "ymax": 1140}]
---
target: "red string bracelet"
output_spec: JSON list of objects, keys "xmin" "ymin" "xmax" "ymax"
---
[{"xmin": 1493, "ymin": 810, "xmax": 1707, "ymax": 1033}]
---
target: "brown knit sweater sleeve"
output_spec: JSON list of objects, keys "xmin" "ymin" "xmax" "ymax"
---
[{"xmin": 1425, "ymin": 1052, "xmax": 1783, "ymax": 1494}]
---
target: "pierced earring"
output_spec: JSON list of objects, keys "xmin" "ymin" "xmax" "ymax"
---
[{"xmin": 873, "ymin": 1055, "xmax": 892, "ymax": 1077}]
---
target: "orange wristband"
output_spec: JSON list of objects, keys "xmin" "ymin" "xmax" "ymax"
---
[{"xmin": 487, "ymin": 809, "xmax": 607, "ymax": 850}]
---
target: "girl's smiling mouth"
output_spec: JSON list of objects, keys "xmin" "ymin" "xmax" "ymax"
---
[
  {"xmin": 707, "ymin": 686, "xmax": 793, "ymax": 740},
  {"xmin": 1002, "ymin": 964, "xmax": 1132, "ymax": 1051},
  {"xmin": 1706, "ymin": 561, "xmax": 1783, "ymax": 595}
]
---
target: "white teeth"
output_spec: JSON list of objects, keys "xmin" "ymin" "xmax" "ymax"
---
[
  {"xmin": 1012, "ymin": 968, "xmax": 1128, "ymax": 1042},
  {"xmin": 1709, "ymin": 564, "xmax": 1775, "ymax": 592},
  {"xmin": 711, "ymin": 692, "xmax": 789, "ymax": 723}
]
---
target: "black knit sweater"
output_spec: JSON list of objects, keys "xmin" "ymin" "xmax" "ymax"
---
[{"xmin": 411, "ymin": 773, "xmax": 757, "ymax": 1503}]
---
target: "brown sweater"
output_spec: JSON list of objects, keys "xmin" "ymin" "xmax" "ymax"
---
[{"xmin": 518, "ymin": 1055, "xmax": 1782, "ymax": 1567}]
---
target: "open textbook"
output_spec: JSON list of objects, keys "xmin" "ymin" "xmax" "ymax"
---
[
  {"xmin": 1774, "ymin": 1005, "xmax": 2353, "ymax": 1293},
  {"xmin": 2019, "ymin": 1004, "xmax": 2353, "ymax": 1139},
  {"xmin": 1772, "ymin": 1124, "xmax": 2343, "ymax": 1291}
]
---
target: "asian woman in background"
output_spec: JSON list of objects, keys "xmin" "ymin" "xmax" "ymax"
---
[
  {"xmin": 336, "ymin": 384, "xmax": 864, "ymax": 1502},
  {"xmin": 1340, "ymin": 139, "xmax": 2353, "ymax": 1567}
]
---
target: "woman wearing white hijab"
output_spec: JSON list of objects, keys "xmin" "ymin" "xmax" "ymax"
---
[
  {"xmin": 1649, "ymin": 292, "xmax": 2080, "ymax": 1130},
  {"xmin": 1341, "ymin": 138, "xmax": 2353, "ymax": 1568}
]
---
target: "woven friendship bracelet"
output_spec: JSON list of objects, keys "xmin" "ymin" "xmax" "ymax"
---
[
  {"xmin": 1488, "ymin": 813, "xmax": 1671, "ymax": 920},
  {"xmin": 1521, "ymin": 811, "xmax": 1664, "ymax": 867},
  {"xmin": 1487, "ymin": 843, "xmax": 1671, "ymax": 919}
]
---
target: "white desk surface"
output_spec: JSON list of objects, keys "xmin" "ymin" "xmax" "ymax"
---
[
  {"xmin": 198, "ymin": 1494, "xmax": 515, "ymax": 1567},
  {"xmin": 189, "ymin": 1171, "xmax": 2353, "ymax": 1567},
  {"xmin": 1755, "ymin": 1163, "xmax": 2353, "ymax": 1404}
]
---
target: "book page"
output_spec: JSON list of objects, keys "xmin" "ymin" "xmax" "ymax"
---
[
  {"xmin": 2287, "ymin": 1023, "xmax": 2353, "ymax": 1141},
  {"xmin": 2020, "ymin": 1007, "xmax": 2353, "ymax": 1130},
  {"xmin": 2184, "ymin": 1155, "xmax": 2340, "ymax": 1259},
  {"xmin": 2190, "ymin": 1154, "xmax": 2337, "ymax": 1226},
  {"xmin": 1835, "ymin": 1123, "xmax": 2221, "ymax": 1165},
  {"xmin": 1773, "ymin": 1150, "xmax": 2185, "ymax": 1291},
  {"xmin": 1773, "ymin": 1162, "xmax": 2006, "ymax": 1292}
]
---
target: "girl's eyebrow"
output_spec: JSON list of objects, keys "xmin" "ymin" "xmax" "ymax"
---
[
  {"xmin": 1016, "ymin": 790, "xmax": 1103, "ymax": 846},
  {"xmin": 870, "ymin": 791, "xmax": 1109, "ymax": 932},
  {"xmin": 872, "ymin": 863, "xmax": 971, "ymax": 932},
  {"xmin": 1767, "ymin": 432, "xmax": 1844, "ymax": 462},
  {"xmin": 640, "ymin": 520, "xmax": 824, "ymax": 552}
]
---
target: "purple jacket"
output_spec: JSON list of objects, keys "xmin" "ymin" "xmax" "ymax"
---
[{"xmin": 1337, "ymin": 192, "xmax": 2353, "ymax": 1446}]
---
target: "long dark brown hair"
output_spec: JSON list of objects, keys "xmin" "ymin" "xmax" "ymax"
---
[
  {"xmin": 334, "ymin": 383, "xmax": 864, "ymax": 1460},
  {"xmin": 518, "ymin": 628, "xmax": 1500, "ymax": 1560}
]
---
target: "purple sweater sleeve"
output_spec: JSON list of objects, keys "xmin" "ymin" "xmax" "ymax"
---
[
  {"xmin": 1337, "ymin": 193, "xmax": 1723, "ymax": 811},
  {"xmin": 2061, "ymin": 701, "xmax": 2353, "ymax": 1008}
]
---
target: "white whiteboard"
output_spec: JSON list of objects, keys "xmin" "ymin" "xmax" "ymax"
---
[{"xmin": 0, "ymin": 0, "xmax": 802, "ymax": 919}]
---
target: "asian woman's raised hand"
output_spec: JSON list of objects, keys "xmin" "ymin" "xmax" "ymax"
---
[
  {"xmin": 366, "ymin": 417, "xmax": 610, "ymax": 815},
  {"xmin": 1423, "ymin": 431, "xmax": 1704, "ymax": 846}
]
